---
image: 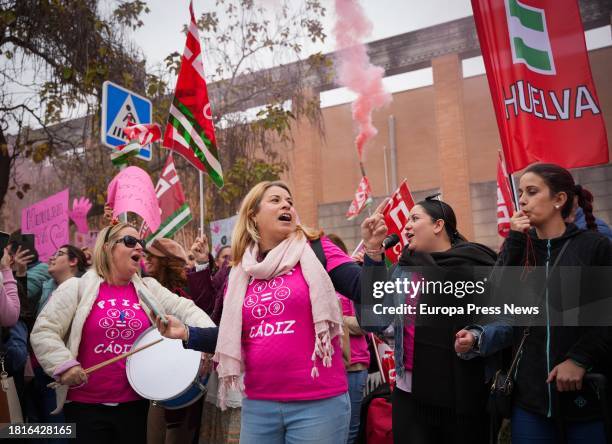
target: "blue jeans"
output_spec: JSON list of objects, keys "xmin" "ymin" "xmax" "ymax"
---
[
  {"xmin": 347, "ymin": 370, "xmax": 368, "ymax": 444},
  {"xmin": 512, "ymin": 406, "xmax": 606, "ymax": 443},
  {"xmin": 241, "ymin": 393, "xmax": 350, "ymax": 444}
]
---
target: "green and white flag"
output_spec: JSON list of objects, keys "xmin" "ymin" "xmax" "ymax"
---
[
  {"xmin": 110, "ymin": 140, "xmax": 141, "ymax": 166},
  {"xmin": 505, "ymin": 0, "xmax": 555, "ymax": 75}
]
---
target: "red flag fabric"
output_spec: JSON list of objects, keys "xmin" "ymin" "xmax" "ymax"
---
[
  {"xmin": 382, "ymin": 180, "xmax": 415, "ymax": 263},
  {"xmin": 162, "ymin": 1, "xmax": 223, "ymax": 188},
  {"xmin": 472, "ymin": 0, "xmax": 608, "ymax": 173},
  {"xmin": 496, "ymin": 152, "xmax": 515, "ymax": 238},
  {"xmin": 346, "ymin": 176, "xmax": 373, "ymax": 220},
  {"xmin": 124, "ymin": 122, "xmax": 162, "ymax": 147},
  {"xmin": 372, "ymin": 334, "xmax": 396, "ymax": 388},
  {"xmin": 140, "ymin": 153, "xmax": 192, "ymax": 245}
]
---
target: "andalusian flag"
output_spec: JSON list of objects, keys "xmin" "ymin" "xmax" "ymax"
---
[
  {"xmin": 162, "ymin": 0, "xmax": 224, "ymax": 188},
  {"xmin": 110, "ymin": 140, "xmax": 141, "ymax": 166},
  {"xmin": 140, "ymin": 153, "xmax": 193, "ymax": 247},
  {"xmin": 505, "ymin": 0, "xmax": 555, "ymax": 75}
]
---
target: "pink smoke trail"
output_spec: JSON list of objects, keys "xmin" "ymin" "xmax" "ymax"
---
[{"xmin": 333, "ymin": 0, "xmax": 392, "ymax": 161}]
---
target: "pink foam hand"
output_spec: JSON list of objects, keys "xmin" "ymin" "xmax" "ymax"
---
[{"xmin": 68, "ymin": 197, "xmax": 92, "ymax": 234}]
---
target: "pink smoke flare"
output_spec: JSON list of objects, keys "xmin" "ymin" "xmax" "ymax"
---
[{"xmin": 333, "ymin": 0, "xmax": 392, "ymax": 161}]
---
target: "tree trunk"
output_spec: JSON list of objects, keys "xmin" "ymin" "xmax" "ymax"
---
[{"xmin": 0, "ymin": 127, "xmax": 11, "ymax": 210}]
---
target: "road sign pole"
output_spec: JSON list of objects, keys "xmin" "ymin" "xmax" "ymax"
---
[{"xmin": 119, "ymin": 163, "xmax": 128, "ymax": 223}]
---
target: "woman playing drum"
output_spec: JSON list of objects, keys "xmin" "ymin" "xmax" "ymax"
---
[{"xmin": 30, "ymin": 222, "xmax": 214, "ymax": 444}]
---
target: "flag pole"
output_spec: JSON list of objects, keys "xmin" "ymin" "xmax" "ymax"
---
[
  {"xmin": 199, "ymin": 170, "xmax": 205, "ymax": 236},
  {"xmin": 348, "ymin": 160, "xmax": 369, "ymax": 256},
  {"xmin": 501, "ymin": 150, "xmax": 519, "ymax": 211},
  {"xmin": 508, "ymin": 172, "xmax": 519, "ymax": 211}
]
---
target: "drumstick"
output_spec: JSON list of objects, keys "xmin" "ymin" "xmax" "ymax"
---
[
  {"xmin": 47, "ymin": 338, "xmax": 163, "ymax": 389},
  {"xmin": 84, "ymin": 338, "xmax": 163, "ymax": 374}
]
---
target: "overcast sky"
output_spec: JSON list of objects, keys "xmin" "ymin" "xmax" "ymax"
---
[
  {"xmin": 133, "ymin": 0, "xmax": 474, "ymax": 69},
  {"xmin": 132, "ymin": 0, "xmax": 610, "ymax": 109}
]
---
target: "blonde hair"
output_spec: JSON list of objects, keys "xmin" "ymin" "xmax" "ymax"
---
[
  {"xmin": 231, "ymin": 180, "xmax": 321, "ymax": 264},
  {"xmin": 93, "ymin": 222, "xmax": 135, "ymax": 280}
]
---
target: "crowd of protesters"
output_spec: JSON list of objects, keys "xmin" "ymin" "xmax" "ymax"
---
[{"xmin": 0, "ymin": 162, "xmax": 611, "ymax": 444}]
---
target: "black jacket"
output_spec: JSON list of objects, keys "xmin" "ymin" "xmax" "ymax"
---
[
  {"xmin": 397, "ymin": 241, "xmax": 497, "ymax": 424},
  {"xmin": 498, "ymin": 224, "xmax": 612, "ymax": 420}
]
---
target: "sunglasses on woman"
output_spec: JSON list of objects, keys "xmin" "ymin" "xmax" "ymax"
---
[
  {"xmin": 425, "ymin": 192, "xmax": 448, "ymax": 223},
  {"xmin": 116, "ymin": 235, "xmax": 145, "ymax": 249}
]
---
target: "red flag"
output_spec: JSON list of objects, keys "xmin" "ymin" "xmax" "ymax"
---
[
  {"xmin": 162, "ymin": 1, "xmax": 223, "ymax": 188},
  {"xmin": 472, "ymin": 0, "xmax": 608, "ymax": 173},
  {"xmin": 496, "ymin": 152, "xmax": 515, "ymax": 238},
  {"xmin": 371, "ymin": 334, "xmax": 396, "ymax": 388},
  {"xmin": 382, "ymin": 180, "xmax": 415, "ymax": 263},
  {"xmin": 141, "ymin": 153, "xmax": 193, "ymax": 245},
  {"xmin": 124, "ymin": 122, "xmax": 162, "ymax": 147},
  {"xmin": 346, "ymin": 176, "xmax": 373, "ymax": 220}
]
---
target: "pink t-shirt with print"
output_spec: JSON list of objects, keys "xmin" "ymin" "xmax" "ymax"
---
[
  {"xmin": 68, "ymin": 282, "xmax": 151, "ymax": 403},
  {"xmin": 339, "ymin": 295, "xmax": 370, "ymax": 366},
  {"xmin": 241, "ymin": 237, "xmax": 353, "ymax": 401}
]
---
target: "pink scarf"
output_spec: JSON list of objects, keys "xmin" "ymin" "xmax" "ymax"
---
[{"xmin": 213, "ymin": 233, "xmax": 342, "ymax": 409}]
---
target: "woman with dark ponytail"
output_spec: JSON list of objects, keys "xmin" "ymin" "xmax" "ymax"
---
[
  {"xmin": 568, "ymin": 184, "xmax": 612, "ymax": 239},
  {"xmin": 457, "ymin": 163, "xmax": 612, "ymax": 443}
]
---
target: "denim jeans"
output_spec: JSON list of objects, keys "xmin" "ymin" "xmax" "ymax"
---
[
  {"xmin": 512, "ymin": 406, "xmax": 606, "ymax": 444},
  {"xmin": 347, "ymin": 370, "xmax": 368, "ymax": 444},
  {"xmin": 240, "ymin": 393, "xmax": 350, "ymax": 444}
]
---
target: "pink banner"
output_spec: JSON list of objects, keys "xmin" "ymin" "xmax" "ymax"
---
[
  {"xmin": 107, "ymin": 166, "xmax": 161, "ymax": 232},
  {"xmin": 21, "ymin": 189, "xmax": 70, "ymax": 262}
]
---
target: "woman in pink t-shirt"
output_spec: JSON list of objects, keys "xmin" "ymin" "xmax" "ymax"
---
[
  {"xmin": 157, "ymin": 181, "xmax": 388, "ymax": 444},
  {"xmin": 31, "ymin": 222, "xmax": 214, "ymax": 444}
]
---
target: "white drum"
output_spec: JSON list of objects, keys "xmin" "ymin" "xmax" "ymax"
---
[{"xmin": 126, "ymin": 327, "xmax": 208, "ymax": 409}]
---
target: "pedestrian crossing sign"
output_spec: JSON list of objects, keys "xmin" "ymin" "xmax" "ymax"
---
[{"xmin": 101, "ymin": 81, "xmax": 153, "ymax": 161}]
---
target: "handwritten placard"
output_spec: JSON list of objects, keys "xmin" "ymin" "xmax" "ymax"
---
[
  {"xmin": 21, "ymin": 189, "xmax": 70, "ymax": 262},
  {"xmin": 107, "ymin": 166, "xmax": 161, "ymax": 232}
]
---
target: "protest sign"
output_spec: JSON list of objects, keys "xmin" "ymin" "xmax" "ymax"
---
[
  {"xmin": 107, "ymin": 166, "xmax": 161, "ymax": 232},
  {"xmin": 210, "ymin": 215, "xmax": 237, "ymax": 256},
  {"xmin": 21, "ymin": 189, "xmax": 70, "ymax": 262}
]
